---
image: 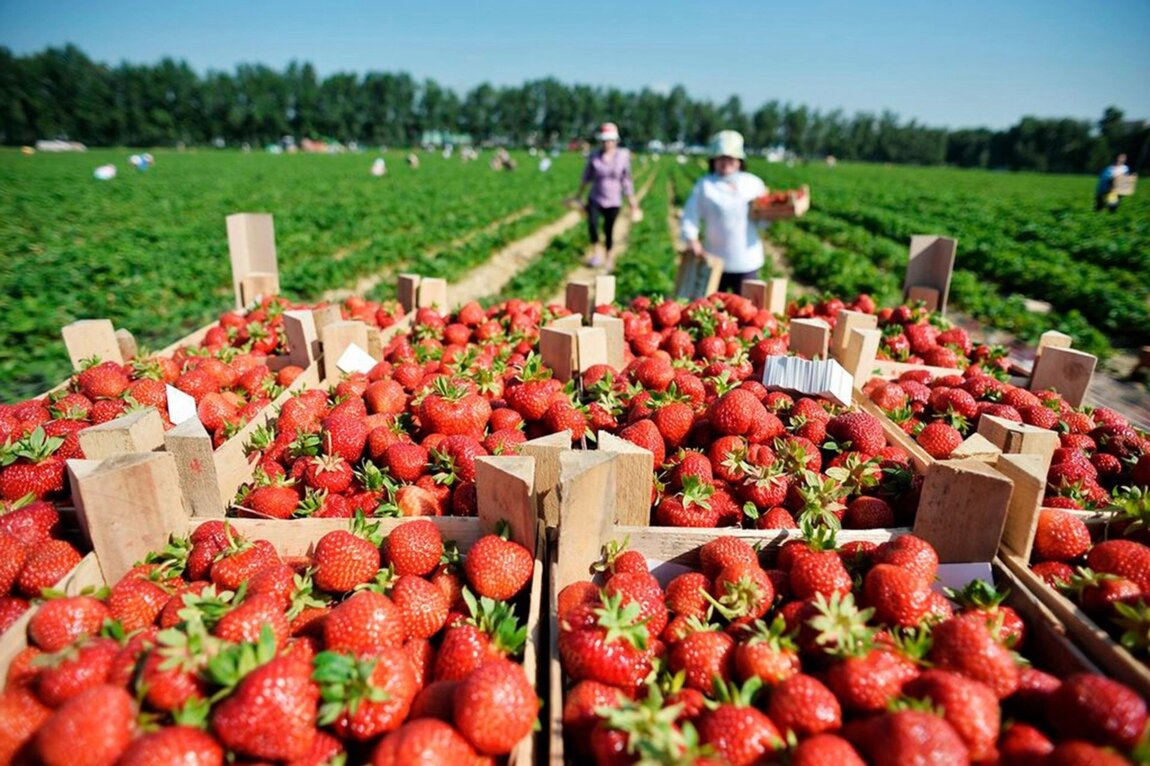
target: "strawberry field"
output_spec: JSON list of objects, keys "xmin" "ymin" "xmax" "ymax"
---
[{"xmin": 4, "ymin": 145, "xmax": 1150, "ymax": 765}]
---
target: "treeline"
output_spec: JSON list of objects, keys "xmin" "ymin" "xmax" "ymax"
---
[{"xmin": 1, "ymin": 45, "xmax": 1146, "ymax": 173}]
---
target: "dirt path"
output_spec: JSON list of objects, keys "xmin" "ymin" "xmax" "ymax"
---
[
  {"xmin": 323, "ymin": 206, "xmax": 535, "ymax": 301},
  {"xmin": 544, "ymin": 173, "xmax": 658, "ymax": 305},
  {"xmin": 449, "ymin": 209, "xmax": 585, "ymax": 306}
]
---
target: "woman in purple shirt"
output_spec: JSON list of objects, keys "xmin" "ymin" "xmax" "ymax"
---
[{"xmin": 575, "ymin": 122, "xmax": 637, "ymax": 270}]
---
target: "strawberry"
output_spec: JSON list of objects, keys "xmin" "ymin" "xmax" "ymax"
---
[
  {"xmin": 210, "ymin": 653, "xmax": 318, "ymax": 761},
  {"xmin": 313, "ymin": 516, "xmax": 383, "ymax": 592},
  {"xmin": 0, "ymin": 428, "xmax": 66, "ymax": 501},
  {"xmin": 0, "ymin": 687, "xmax": 51, "ymax": 764},
  {"xmin": 604, "ymin": 571, "xmax": 669, "ymax": 639},
  {"xmin": 734, "ymin": 616, "xmax": 801, "ymax": 685},
  {"xmin": 384, "ymin": 519, "xmax": 444, "ymax": 577},
  {"xmin": 116, "ymin": 726, "xmax": 224, "ymax": 766},
  {"xmin": 826, "ymin": 411, "xmax": 886, "ymax": 454},
  {"xmin": 76, "ymin": 361, "xmax": 131, "ymax": 400},
  {"xmin": 903, "ymin": 669, "xmax": 1000, "ymax": 760},
  {"xmin": 0, "ymin": 595, "xmax": 29, "ymax": 631},
  {"xmin": 848, "ymin": 710, "xmax": 969, "ymax": 764},
  {"xmin": 214, "ymin": 594, "xmax": 289, "ymax": 647},
  {"xmin": 391, "ymin": 574, "xmax": 450, "ymax": 640},
  {"xmin": 1031, "ymin": 508, "xmax": 1091, "ymax": 563},
  {"xmin": 791, "ymin": 734, "xmax": 866, "ymax": 766},
  {"xmin": 321, "ymin": 414, "xmax": 369, "ymax": 463},
  {"xmin": 707, "ymin": 389, "xmax": 763, "ymax": 436},
  {"xmin": 558, "ymin": 592, "xmax": 652, "ymax": 692},
  {"xmin": 371, "ymin": 718, "xmax": 482, "ymax": 763},
  {"xmin": 1045, "ymin": 673, "xmax": 1147, "ymax": 750},
  {"xmin": 17, "ymin": 539, "xmax": 82, "ymax": 598},
  {"xmin": 1045, "ymin": 741, "xmax": 1130, "ymax": 765},
  {"xmin": 107, "ymin": 573, "xmax": 173, "ymax": 632},
  {"xmin": 0, "ymin": 528, "xmax": 27, "ymax": 595},
  {"xmin": 873, "ymin": 535, "xmax": 939, "ymax": 582},
  {"xmin": 1087, "ymin": 539, "xmax": 1150, "ymax": 592},
  {"xmin": 28, "ymin": 595, "xmax": 110, "ymax": 652},
  {"xmin": 36, "ymin": 636, "xmax": 119, "ymax": 707},
  {"xmin": 669, "ymin": 623, "xmax": 735, "ymax": 692},
  {"xmin": 453, "ymin": 658, "xmax": 538, "ymax": 755},
  {"xmin": 0, "ymin": 498, "xmax": 59, "ymax": 546},
  {"xmin": 766, "ymin": 672, "xmax": 841, "ymax": 740},
  {"xmin": 314, "ymin": 650, "xmax": 417, "ymax": 740},
  {"xmin": 303, "ymin": 454, "xmax": 354, "ymax": 494},
  {"xmin": 916, "ymin": 421, "xmax": 962, "ymax": 458},
  {"xmin": 929, "ymin": 612, "xmax": 1020, "ymax": 699},
  {"xmin": 863, "ymin": 563, "xmax": 932, "ymax": 628},
  {"xmin": 36, "ymin": 684, "xmax": 135, "ymax": 766},
  {"xmin": 323, "ymin": 590, "xmax": 405, "ymax": 652},
  {"xmin": 431, "ymin": 434, "xmax": 488, "ymax": 484},
  {"xmin": 843, "ymin": 495, "xmax": 895, "ymax": 528},
  {"xmin": 420, "ymin": 377, "xmax": 491, "ymax": 436},
  {"xmin": 997, "ymin": 722, "xmax": 1054, "ymax": 765},
  {"xmin": 697, "ymin": 679, "xmax": 782, "ymax": 765},
  {"xmin": 384, "ymin": 442, "xmax": 430, "ymax": 483},
  {"xmin": 618, "ymin": 418, "xmax": 666, "ymax": 468},
  {"xmin": 211, "ymin": 537, "xmax": 281, "ymax": 591},
  {"xmin": 464, "ymin": 528, "xmax": 533, "ymax": 601},
  {"xmin": 137, "ymin": 634, "xmax": 210, "ymax": 712},
  {"xmin": 789, "ymin": 547, "xmax": 852, "ymax": 601}
]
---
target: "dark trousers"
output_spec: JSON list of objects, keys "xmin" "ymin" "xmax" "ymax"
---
[
  {"xmin": 587, "ymin": 202, "xmax": 620, "ymax": 250},
  {"xmin": 718, "ymin": 269, "xmax": 759, "ymax": 295},
  {"xmin": 1095, "ymin": 193, "xmax": 1120, "ymax": 213}
]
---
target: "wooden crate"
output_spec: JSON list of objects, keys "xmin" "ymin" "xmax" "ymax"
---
[
  {"xmin": 749, "ymin": 185, "xmax": 811, "ymax": 221},
  {"xmin": 20, "ymin": 450, "xmax": 547, "ymax": 764},
  {"xmin": 544, "ymin": 497, "xmax": 1101, "ymax": 764}
]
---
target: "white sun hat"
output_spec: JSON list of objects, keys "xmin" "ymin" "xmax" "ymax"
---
[
  {"xmin": 596, "ymin": 122, "xmax": 620, "ymax": 142},
  {"xmin": 709, "ymin": 130, "xmax": 746, "ymax": 160}
]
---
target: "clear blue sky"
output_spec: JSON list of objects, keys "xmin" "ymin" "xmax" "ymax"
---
[{"xmin": 1, "ymin": 0, "xmax": 1147, "ymax": 130}]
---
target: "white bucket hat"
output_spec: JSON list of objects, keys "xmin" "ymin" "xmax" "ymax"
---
[
  {"xmin": 596, "ymin": 122, "xmax": 620, "ymax": 142},
  {"xmin": 709, "ymin": 130, "xmax": 745, "ymax": 160}
]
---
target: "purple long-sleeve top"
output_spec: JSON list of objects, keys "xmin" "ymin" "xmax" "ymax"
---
[{"xmin": 581, "ymin": 149, "xmax": 634, "ymax": 208}]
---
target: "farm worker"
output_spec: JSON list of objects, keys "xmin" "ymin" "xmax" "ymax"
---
[
  {"xmin": 1095, "ymin": 153, "xmax": 1130, "ymax": 213},
  {"xmin": 371, "ymin": 157, "xmax": 387, "ymax": 177},
  {"xmin": 539, "ymin": 157, "xmax": 552, "ymax": 172},
  {"xmin": 574, "ymin": 122, "xmax": 637, "ymax": 271},
  {"xmin": 681, "ymin": 130, "xmax": 769, "ymax": 295}
]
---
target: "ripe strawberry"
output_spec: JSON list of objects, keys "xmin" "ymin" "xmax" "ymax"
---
[
  {"xmin": 873, "ymin": 535, "xmax": 939, "ymax": 582},
  {"xmin": 669, "ymin": 623, "xmax": 735, "ymax": 692},
  {"xmin": 323, "ymin": 590, "xmax": 405, "ymax": 652},
  {"xmin": 420, "ymin": 377, "xmax": 491, "ymax": 436},
  {"xmin": 384, "ymin": 519, "xmax": 444, "ymax": 576},
  {"xmin": 826, "ymin": 411, "xmax": 886, "ymax": 454},
  {"xmin": 1087, "ymin": 539, "xmax": 1150, "ymax": 592},
  {"xmin": 314, "ymin": 650, "xmax": 417, "ymax": 741},
  {"xmin": 371, "ymin": 718, "xmax": 482, "ymax": 763},
  {"xmin": 916, "ymin": 421, "xmax": 963, "ymax": 458},
  {"xmin": 618, "ymin": 418, "xmax": 666, "ymax": 468},
  {"xmin": 321, "ymin": 414, "xmax": 369, "ymax": 463},
  {"xmin": 108, "ymin": 573, "xmax": 173, "ymax": 632},
  {"xmin": 245, "ymin": 481, "xmax": 301, "ymax": 519},
  {"xmin": 903, "ymin": 669, "xmax": 1000, "ymax": 760},
  {"xmin": 313, "ymin": 518, "xmax": 383, "ymax": 593},
  {"xmin": 0, "ymin": 596, "xmax": 29, "ymax": 631},
  {"xmin": 929, "ymin": 612, "xmax": 1020, "ymax": 699},
  {"xmin": 844, "ymin": 495, "xmax": 895, "ymax": 528},
  {"xmin": 0, "ymin": 498, "xmax": 59, "ymax": 546},
  {"xmin": 863, "ymin": 563, "xmax": 932, "ymax": 628},
  {"xmin": 36, "ymin": 684, "xmax": 135, "ymax": 766},
  {"xmin": 17, "ymin": 539, "xmax": 82, "ymax": 598},
  {"xmin": 116, "ymin": 726, "xmax": 224, "ymax": 766},
  {"xmin": 1045, "ymin": 673, "xmax": 1147, "ymax": 750},
  {"xmin": 791, "ymin": 734, "xmax": 866, "ymax": 766},
  {"xmin": 734, "ymin": 616, "xmax": 801, "ymax": 685},
  {"xmin": 137, "ymin": 638, "xmax": 209, "ymax": 712},
  {"xmin": 384, "ymin": 442, "xmax": 429, "ymax": 483},
  {"xmin": 848, "ymin": 710, "xmax": 969, "ymax": 765},
  {"xmin": 36, "ymin": 636, "xmax": 119, "ymax": 707},
  {"xmin": 210, "ymin": 653, "xmax": 318, "ymax": 761},
  {"xmin": 824, "ymin": 645, "xmax": 918, "ymax": 714},
  {"xmin": 768, "ymin": 673, "xmax": 841, "ymax": 739},
  {"xmin": 464, "ymin": 529, "xmax": 533, "ymax": 600},
  {"xmin": 707, "ymin": 389, "xmax": 762, "ymax": 436},
  {"xmin": 0, "ymin": 445, "xmax": 66, "ymax": 501},
  {"xmin": 76, "ymin": 361, "xmax": 131, "ymax": 400},
  {"xmin": 697, "ymin": 679, "xmax": 782, "ymax": 765},
  {"xmin": 558, "ymin": 593, "xmax": 652, "ymax": 692},
  {"xmin": 789, "ymin": 548, "xmax": 852, "ymax": 601},
  {"xmin": 604, "ymin": 571, "xmax": 669, "ymax": 639},
  {"xmin": 0, "ymin": 686, "xmax": 51, "ymax": 764},
  {"xmin": 214, "ymin": 594, "xmax": 289, "ymax": 647},
  {"xmin": 651, "ymin": 401, "xmax": 695, "ymax": 449},
  {"xmin": 1032, "ymin": 509, "xmax": 1091, "ymax": 563},
  {"xmin": 303, "ymin": 454, "xmax": 354, "ymax": 494},
  {"xmin": 211, "ymin": 537, "xmax": 281, "ymax": 591},
  {"xmin": 453, "ymin": 658, "xmax": 538, "ymax": 755},
  {"xmin": 997, "ymin": 722, "xmax": 1054, "ymax": 765},
  {"xmin": 391, "ymin": 574, "xmax": 450, "ymax": 640},
  {"xmin": 28, "ymin": 595, "xmax": 110, "ymax": 652}
]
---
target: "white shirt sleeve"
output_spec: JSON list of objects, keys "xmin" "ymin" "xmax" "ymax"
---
[{"xmin": 681, "ymin": 179, "xmax": 703, "ymax": 244}]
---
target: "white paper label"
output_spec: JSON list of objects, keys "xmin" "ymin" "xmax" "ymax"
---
[
  {"xmin": 932, "ymin": 562, "xmax": 994, "ymax": 595},
  {"xmin": 165, "ymin": 385, "xmax": 198, "ymax": 425},
  {"xmin": 336, "ymin": 343, "xmax": 377, "ymax": 375},
  {"xmin": 762, "ymin": 356, "xmax": 854, "ymax": 406}
]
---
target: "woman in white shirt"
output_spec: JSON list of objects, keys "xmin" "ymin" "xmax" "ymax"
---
[{"xmin": 681, "ymin": 130, "xmax": 768, "ymax": 295}]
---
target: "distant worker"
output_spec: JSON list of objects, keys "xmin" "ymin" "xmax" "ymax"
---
[
  {"xmin": 371, "ymin": 157, "xmax": 387, "ymax": 177},
  {"xmin": 681, "ymin": 130, "xmax": 768, "ymax": 295},
  {"xmin": 1095, "ymin": 153, "xmax": 1130, "ymax": 212},
  {"xmin": 406, "ymin": 153, "xmax": 420, "ymax": 169},
  {"xmin": 574, "ymin": 122, "xmax": 637, "ymax": 270}
]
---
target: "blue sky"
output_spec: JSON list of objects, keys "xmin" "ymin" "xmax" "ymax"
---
[{"xmin": 1, "ymin": 0, "xmax": 1147, "ymax": 130}]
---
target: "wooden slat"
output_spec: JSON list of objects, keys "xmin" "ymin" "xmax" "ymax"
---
[
  {"xmin": 77, "ymin": 407, "xmax": 165, "ymax": 460},
  {"xmin": 591, "ymin": 315, "xmax": 625, "ymax": 371},
  {"xmin": 521, "ymin": 430, "xmax": 572, "ymax": 526},
  {"xmin": 788, "ymin": 318, "xmax": 830, "ymax": 360},
  {"xmin": 912, "ymin": 460, "xmax": 1013, "ymax": 563},
  {"xmin": 61, "ymin": 319, "xmax": 123, "ymax": 370},
  {"xmin": 226, "ymin": 213, "xmax": 278, "ymax": 309},
  {"xmin": 596, "ymin": 432, "xmax": 654, "ymax": 527}
]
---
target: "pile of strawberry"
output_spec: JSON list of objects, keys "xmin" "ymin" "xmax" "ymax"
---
[
  {"xmin": 557, "ymin": 531, "xmax": 1148, "ymax": 764},
  {"xmin": 1028, "ymin": 503, "xmax": 1150, "ymax": 663},
  {"xmin": 788, "ymin": 296, "xmax": 1009, "ymax": 374},
  {"xmin": 575, "ymin": 294, "xmax": 922, "ymax": 529},
  {"xmin": 0, "ymin": 515, "xmax": 538, "ymax": 764},
  {"xmin": 0, "ymin": 498, "xmax": 84, "ymax": 634},
  {"xmin": 234, "ymin": 299, "xmax": 582, "ymax": 520}
]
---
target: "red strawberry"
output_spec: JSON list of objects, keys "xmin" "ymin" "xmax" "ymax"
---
[
  {"xmin": 303, "ymin": 454, "xmax": 354, "ymax": 494},
  {"xmin": 321, "ymin": 414, "xmax": 369, "ymax": 463},
  {"xmin": 371, "ymin": 718, "xmax": 482, "ymax": 763},
  {"xmin": 697, "ymin": 679, "xmax": 782, "ymax": 765},
  {"xmin": 1032, "ymin": 509, "xmax": 1091, "ymax": 563},
  {"xmin": 929, "ymin": 613, "xmax": 1020, "ymax": 698},
  {"xmin": 791, "ymin": 734, "xmax": 865, "ymax": 766},
  {"xmin": 618, "ymin": 418, "xmax": 666, "ymax": 468},
  {"xmin": 323, "ymin": 590, "xmax": 405, "ymax": 652},
  {"xmin": 1087, "ymin": 539, "xmax": 1150, "ymax": 592},
  {"xmin": 826, "ymin": 412, "xmax": 886, "ymax": 454},
  {"xmin": 211, "ymin": 537, "xmax": 281, "ymax": 591},
  {"xmin": 315, "ymin": 650, "xmax": 417, "ymax": 741},
  {"xmin": 384, "ymin": 442, "xmax": 430, "ymax": 483},
  {"xmin": 453, "ymin": 658, "xmax": 538, "ymax": 755},
  {"xmin": 669, "ymin": 624, "xmax": 735, "ymax": 692},
  {"xmin": 464, "ymin": 530, "xmax": 533, "ymax": 601},
  {"xmin": 558, "ymin": 593, "xmax": 652, "ymax": 693},
  {"xmin": 1045, "ymin": 673, "xmax": 1147, "ymax": 750},
  {"xmin": 116, "ymin": 726, "xmax": 224, "ymax": 766},
  {"xmin": 36, "ymin": 636, "xmax": 119, "ymax": 707},
  {"xmin": 707, "ymin": 389, "xmax": 763, "ymax": 436},
  {"xmin": 17, "ymin": 539, "xmax": 82, "ymax": 598},
  {"xmin": 28, "ymin": 596, "xmax": 110, "ymax": 652},
  {"xmin": 848, "ymin": 710, "xmax": 969, "ymax": 764},
  {"xmin": 384, "ymin": 519, "xmax": 444, "ymax": 577},
  {"xmin": 734, "ymin": 616, "xmax": 801, "ymax": 685},
  {"xmin": 903, "ymin": 669, "xmax": 999, "ymax": 760},
  {"xmin": 313, "ymin": 518, "xmax": 383, "ymax": 593},
  {"xmin": 916, "ymin": 421, "xmax": 963, "ymax": 458},
  {"xmin": 391, "ymin": 574, "xmax": 450, "ymax": 640},
  {"xmin": 245, "ymin": 481, "xmax": 300, "ymax": 519},
  {"xmin": 36, "ymin": 684, "xmax": 135, "ymax": 766},
  {"xmin": 210, "ymin": 653, "xmax": 318, "ymax": 761},
  {"xmin": 863, "ymin": 563, "xmax": 932, "ymax": 628}
]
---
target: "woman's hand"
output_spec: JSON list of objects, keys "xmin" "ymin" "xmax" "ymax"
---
[{"xmin": 686, "ymin": 239, "xmax": 704, "ymax": 258}]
